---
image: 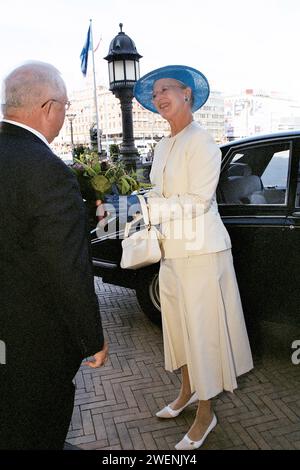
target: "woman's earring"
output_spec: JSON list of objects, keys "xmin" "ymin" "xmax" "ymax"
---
[{"xmin": 184, "ymin": 96, "xmax": 189, "ymax": 102}]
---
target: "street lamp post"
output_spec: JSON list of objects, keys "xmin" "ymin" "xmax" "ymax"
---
[
  {"xmin": 66, "ymin": 113, "xmax": 76, "ymax": 161},
  {"xmin": 104, "ymin": 23, "xmax": 142, "ymax": 171}
]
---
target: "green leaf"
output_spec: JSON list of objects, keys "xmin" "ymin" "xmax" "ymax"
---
[
  {"xmin": 92, "ymin": 162, "xmax": 101, "ymax": 174},
  {"xmin": 74, "ymin": 158, "xmax": 97, "ymax": 176},
  {"xmin": 91, "ymin": 175, "xmax": 111, "ymax": 195}
]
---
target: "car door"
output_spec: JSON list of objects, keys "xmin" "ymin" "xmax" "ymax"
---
[
  {"xmin": 282, "ymin": 138, "xmax": 300, "ymax": 326},
  {"xmin": 217, "ymin": 137, "xmax": 296, "ymax": 351}
]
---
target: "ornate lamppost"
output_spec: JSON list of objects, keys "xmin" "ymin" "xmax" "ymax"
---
[{"xmin": 104, "ymin": 23, "xmax": 142, "ymax": 171}]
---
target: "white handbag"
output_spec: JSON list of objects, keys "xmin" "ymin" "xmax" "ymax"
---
[{"xmin": 120, "ymin": 195, "xmax": 162, "ymax": 270}]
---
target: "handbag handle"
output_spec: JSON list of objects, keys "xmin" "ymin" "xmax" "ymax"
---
[
  {"xmin": 123, "ymin": 195, "xmax": 150, "ymax": 238},
  {"xmin": 136, "ymin": 195, "xmax": 150, "ymax": 227}
]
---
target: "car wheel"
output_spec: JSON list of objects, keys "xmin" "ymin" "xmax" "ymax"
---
[{"xmin": 135, "ymin": 271, "xmax": 162, "ymax": 326}]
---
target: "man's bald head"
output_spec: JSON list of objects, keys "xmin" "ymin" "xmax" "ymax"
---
[
  {"xmin": 1, "ymin": 61, "xmax": 66, "ymax": 115},
  {"xmin": 1, "ymin": 61, "xmax": 68, "ymax": 143}
]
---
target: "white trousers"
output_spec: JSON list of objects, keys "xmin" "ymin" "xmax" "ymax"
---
[{"xmin": 159, "ymin": 249, "xmax": 253, "ymax": 400}]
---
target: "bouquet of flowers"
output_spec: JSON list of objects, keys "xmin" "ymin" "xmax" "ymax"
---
[{"xmin": 70, "ymin": 151, "xmax": 151, "ymax": 201}]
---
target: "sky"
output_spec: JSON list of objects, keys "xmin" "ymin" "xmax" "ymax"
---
[{"xmin": 0, "ymin": 0, "xmax": 300, "ymax": 99}]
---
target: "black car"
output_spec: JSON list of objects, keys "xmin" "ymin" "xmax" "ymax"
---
[{"xmin": 91, "ymin": 131, "xmax": 300, "ymax": 356}]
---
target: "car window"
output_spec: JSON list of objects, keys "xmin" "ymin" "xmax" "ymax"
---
[
  {"xmin": 218, "ymin": 142, "xmax": 291, "ymax": 205},
  {"xmin": 261, "ymin": 149, "xmax": 289, "ymax": 188}
]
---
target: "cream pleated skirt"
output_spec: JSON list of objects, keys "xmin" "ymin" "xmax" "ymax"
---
[{"xmin": 159, "ymin": 249, "xmax": 253, "ymax": 400}]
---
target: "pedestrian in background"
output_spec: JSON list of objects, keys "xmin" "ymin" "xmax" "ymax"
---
[
  {"xmin": 133, "ymin": 65, "xmax": 253, "ymax": 450},
  {"xmin": 0, "ymin": 61, "xmax": 108, "ymax": 450}
]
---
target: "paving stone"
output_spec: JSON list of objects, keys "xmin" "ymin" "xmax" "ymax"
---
[
  {"xmin": 81, "ymin": 409, "xmax": 95, "ymax": 436},
  {"xmin": 65, "ymin": 277, "xmax": 300, "ymax": 451}
]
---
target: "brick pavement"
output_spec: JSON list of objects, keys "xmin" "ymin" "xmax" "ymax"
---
[{"xmin": 66, "ymin": 277, "xmax": 300, "ymax": 450}]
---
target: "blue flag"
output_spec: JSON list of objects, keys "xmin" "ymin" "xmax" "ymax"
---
[{"xmin": 80, "ymin": 25, "xmax": 91, "ymax": 76}]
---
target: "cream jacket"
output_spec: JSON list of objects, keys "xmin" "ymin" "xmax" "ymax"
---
[{"xmin": 147, "ymin": 121, "xmax": 231, "ymax": 258}]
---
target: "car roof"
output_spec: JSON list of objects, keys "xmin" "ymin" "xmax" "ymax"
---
[{"xmin": 220, "ymin": 130, "xmax": 300, "ymax": 152}]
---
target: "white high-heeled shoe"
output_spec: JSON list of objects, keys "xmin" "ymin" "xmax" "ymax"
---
[
  {"xmin": 175, "ymin": 414, "xmax": 217, "ymax": 450},
  {"xmin": 155, "ymin": 392, "xmax": 198, "ymax": 419}
]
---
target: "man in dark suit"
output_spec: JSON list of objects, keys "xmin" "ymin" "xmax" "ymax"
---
[{"xmin": 0, "ymin": 61, "xmax": 108, "ymax": 449}]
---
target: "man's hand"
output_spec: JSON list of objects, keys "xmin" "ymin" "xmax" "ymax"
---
[
  {"xmin": 83, "ymin": 340, "xmax": 109, "ymax": 368},
  {"xmin": 95, "ymin": 199, "xmax": 106, "ymax": 223},
  {"xmin": 96, "ymin": 195, "xmax": 142, "ymax": 223}
]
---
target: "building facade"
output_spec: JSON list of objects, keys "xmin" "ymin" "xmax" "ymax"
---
[
  {"xmin": 54, "ymin": 82, "xmax": 225, "ymax": 155},
  {"xmin": 224, "ymin": 89, "xmax": 300, "ymax": 140}
]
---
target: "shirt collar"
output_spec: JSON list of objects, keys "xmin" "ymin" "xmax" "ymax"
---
[{"xmin": 2, "ymin": 119, "xmax": 51, "ymax": 149}]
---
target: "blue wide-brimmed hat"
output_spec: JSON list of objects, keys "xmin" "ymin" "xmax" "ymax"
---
[{"xmin": 133, "ymin": 65, "xmax": 210, "ymax": 113}]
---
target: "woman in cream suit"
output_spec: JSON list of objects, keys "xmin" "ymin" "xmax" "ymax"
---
[{"xmin": 133, "ymin": 65, "xmax": 253, "ymax": 450}]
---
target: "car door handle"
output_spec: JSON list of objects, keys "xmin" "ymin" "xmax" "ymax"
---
[{"xmin": 292, "ymin": 211, "xmax": 300, "ymax": 217}]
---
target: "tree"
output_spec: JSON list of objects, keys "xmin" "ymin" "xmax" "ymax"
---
[
  {"xmin": 109, "ymin": 144, "xmax": 120, "ymax": 162},
  {"xmin": 89, "ymin": 126, "xmax": 97, "ymax": 150},
  {"xmin": 73, "ymin": 145, "xmax": 88, "ymax": 158}
]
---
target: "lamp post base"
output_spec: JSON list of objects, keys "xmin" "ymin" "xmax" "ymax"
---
[{"xmin": 119, "ymin": 148, "xmax": 140, "ymax": 172}]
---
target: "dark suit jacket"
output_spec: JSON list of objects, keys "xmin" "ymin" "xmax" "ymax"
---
[{"xmin": 0, "ymin": 122, "xmax": 104, "ymax": 448}]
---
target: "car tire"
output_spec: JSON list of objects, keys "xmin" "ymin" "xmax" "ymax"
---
[{"xmin": 135, "ymin": 270, "xmax": 162, "ymax": 326}]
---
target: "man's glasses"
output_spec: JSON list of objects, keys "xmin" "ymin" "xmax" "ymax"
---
[{"xmin": 41, "ymin": 99, "xmax": 71, "ymax": 111}]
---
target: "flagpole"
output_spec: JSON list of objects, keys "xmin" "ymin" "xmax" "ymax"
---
[{"xmin": 89, "ymin": 19, "xmax": 102, "ymax": 157}]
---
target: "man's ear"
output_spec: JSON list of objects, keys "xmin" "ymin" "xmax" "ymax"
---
[{"xmin": 41, "ymin": 100, "xmax": 53, "ymax": 119}]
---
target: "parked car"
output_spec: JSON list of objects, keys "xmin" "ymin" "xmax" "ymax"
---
[{"xmin": 91, "ymin": 131, "xmax": 300, "ymax": 356}]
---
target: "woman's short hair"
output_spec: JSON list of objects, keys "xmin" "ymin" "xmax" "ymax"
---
[{"xmin": 175, "ymin": 80, "xmax": 194, "ymax": 108}]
